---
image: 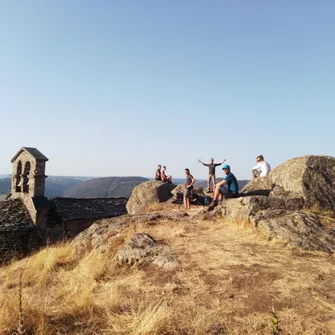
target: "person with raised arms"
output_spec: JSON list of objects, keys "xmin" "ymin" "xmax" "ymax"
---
[{"xmin": 198, "ymin": 157, "xmax": 226, "ymax": 192}]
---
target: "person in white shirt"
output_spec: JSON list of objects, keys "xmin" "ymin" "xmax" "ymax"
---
[{"xmin": 252, "ymin": 155, "xmax": 271, "ymax": 179}]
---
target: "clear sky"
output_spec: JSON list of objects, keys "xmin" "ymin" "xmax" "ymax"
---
[{"xmin": 1, "ymin": 0, "xmax": 334, "ymax": 180}]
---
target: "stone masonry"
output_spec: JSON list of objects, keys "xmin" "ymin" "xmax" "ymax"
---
[
  {"xmin": 0, "ymin": 199, "xmax": 34, "ymax": 262},
  {"xmin": 0, "ymin": 147, "xmax": 128, "ymax": 262},
  {"xmin": 46, "ymin": 197, "xmax": 128, "ymax": 242}
]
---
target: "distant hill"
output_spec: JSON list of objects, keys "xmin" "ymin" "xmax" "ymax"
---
[
  {"xmin": 0, "ymin": 176, "xmax": 248, "ymax": 199},
  {"xmin": 0, "ymin": 176, "xmax": 87, "ymax": 198},
  {"xmin": 64, "ymin": 176, "xmax": 149, "ymax": 198},
  {"xmin": 196, "ymin": 179, "xmax": 250, "ymax": 190},
  {"xmin": 45, "ymin": 176, "xmax": 90, "ymax": 197},
  {"xmin": 0, "ymin": 179, "xmax": 10, "ymax": 194}
]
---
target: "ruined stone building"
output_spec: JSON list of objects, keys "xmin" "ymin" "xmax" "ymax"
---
[{"xmin": 0, "ymin": 147, "xmax": 127, "ymax": 262}]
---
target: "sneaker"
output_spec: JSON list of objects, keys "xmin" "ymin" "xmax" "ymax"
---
[{"xmin": 208, "ymin": 200, "xmax": 218, "ymax": 211}]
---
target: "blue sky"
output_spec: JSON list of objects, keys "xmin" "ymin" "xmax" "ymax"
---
[{"xmin": 1, "ymin": 0, "xmax": 334, "ymax": 180}]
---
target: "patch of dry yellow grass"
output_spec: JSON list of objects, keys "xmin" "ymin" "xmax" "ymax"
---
[{"xmin": 0, "ymin": 212, "xmax": 334, "ymax": 334}]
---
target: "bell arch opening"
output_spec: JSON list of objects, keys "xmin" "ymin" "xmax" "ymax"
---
[
  {"xmin": 23, "ymin": 161, "xmax": 31, "ymax": 193},
  {"xmin": 15, "ymin": 161, "xmax": 22, "ymax": 192}
]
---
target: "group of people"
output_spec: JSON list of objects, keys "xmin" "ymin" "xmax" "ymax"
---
[
  {"xmin": 154, "ymin": 155, "xmax": 271, "ymax": 210},
  {"xmin": 154, "ymin": 164, "xmax": 195, "ymax": 209},
  {"xmin": 155, "ymin": 165, "xmax": 173, "ymax": 183}
]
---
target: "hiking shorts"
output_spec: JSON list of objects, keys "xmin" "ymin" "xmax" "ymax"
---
[
  {"xmin": 184, "ymin": 186, "xmax": 193, "ymax": 198},
  {"xmin": 219, "ymin": 187, "xmax": 238, "ymax": 199}
]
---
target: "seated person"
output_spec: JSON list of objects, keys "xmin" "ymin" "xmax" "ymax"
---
[
  {"xmin": 155, "ymin": 165, "xmax": 161, "ymax": 181},
  {"xmin": 161, "ymin": 166, "xmax": 172, "ymax": 183},
  {"xmin": 252, "ymin": 155, "xmax": 271, "ymax": 179},
  {"xmin": 208, "ymin": 164, "xmax": 239, "ymax": 210}
]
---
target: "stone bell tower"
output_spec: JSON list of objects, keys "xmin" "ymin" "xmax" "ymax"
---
[
  {"xmin": 11, "ymin": 147, "xmax": 48, "ymax": 198},
  {"xmin": 10, "ymin": 147, "xmax": 49, "ymax": 225}
]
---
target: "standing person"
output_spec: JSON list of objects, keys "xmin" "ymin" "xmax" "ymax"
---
[
  {"xmin": 252, "ymin": 155, "xmax": 271, "ymax": 179},
  {"xmin": 155, "ymin": 165, "xmax": 161, "ymax": 181},
  {"xmin": 184, "ymin": 168, "xmax": 195, "ymax": 210},
  {"xmin": 199, "ymin": 157, "xmax": 226, "ymax": 192},
  {"xmin": 161, "ymin": 166, "xmax": 172, "ymax": 183},
  {"xmin": 208, "ymin": 164, "xmax": 239, "ymax": 210}
]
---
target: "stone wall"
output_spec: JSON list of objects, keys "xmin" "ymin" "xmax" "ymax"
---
[
  {"xmin": 0, "ymin": 199, "xmax": 34, "ymax": 263},
  {"xmin": 41, "ymin": 197, "xmax": 127, "ymax": 244},
  {"xmin": 1, "ymin": 148, "xmax": 129, "ymax": 262},
  {"xmin": 45, "ymin": 220, "xmax": 96, "ymax": 244},
  {"xmin": 48, "ymin": 197, "xmax": 128, "ymax": 222},
  {"xmin": 0, "ymin": 199, "xmax": 33, "ymax": 232},
  {"xmin": 0, "ymin": 231, "xmax": 32, "ymax": 264},
  {"xmin": 0, "ymin": 197, "xmax": 128, "ymax": 262},
  {"xmin": 44, "ymin": 197, "xmax": 128, "ymax": 244}
]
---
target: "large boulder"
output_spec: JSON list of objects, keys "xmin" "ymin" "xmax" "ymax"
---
[
  {"xmin": 241, "ymin": 155, "xmax": 335, "ymax": 211},
  {"xmin": 126, "ymin": 180, "xmax": 176, "ymax": 214},
  {"xmin": 214, "ymin": 196, "xmax": 335, "ymax": 252},
  {"xmin": 251, "ymin": 210, "xmax": 335, "ymax": 252},
  {"xmin": 240, "ymin": 177, "xmax": 272, "ymax": 196},
  {"xmin": 220, "ymin": 196, "xmax": 269, "ymax": 222},
  {"xmin": 72, "ymin": 215, "xmax": 130, "ymax": 254},
  {"xmin": 210, "ymin": 155, "xmax": 335, "ymax": 252},
  {"xmin": 270, "ymin": 155, "xmax": 335, "ymax": 210},
  {"xmin": 171, "ymin": 184, "xmax": 210, "ymax": 205},
  {"xmin": 72, "ymin": 212, "xmax": 190, "ymax": 255}
]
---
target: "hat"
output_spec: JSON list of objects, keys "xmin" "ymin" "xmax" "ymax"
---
[{"xmin": 222, "ymin": 164, "xmax": 230, "ymax": 170}]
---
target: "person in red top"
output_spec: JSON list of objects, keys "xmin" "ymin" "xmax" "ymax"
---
[{"xmin": 161, "ymin": 166, "xmax": 172, "ymax": 183}]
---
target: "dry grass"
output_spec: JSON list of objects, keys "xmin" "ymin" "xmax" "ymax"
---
[{"xmin": 0, "ymin": 209, "xmax": 334, "ymax": 334}]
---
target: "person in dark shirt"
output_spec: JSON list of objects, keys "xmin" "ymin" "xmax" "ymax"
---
[
  {"xmin": 155, "ymin": 165, "xmax": 161, "ymax": 181},
  {"xmin": 208, "ymin": 164, "xmax": 239, "ymax": 210},
  {"xmin": 199, "ymin": 157, "xmax": 226, "ymax": 192},
  {"xmin": 184, "ymin": 168, "xmax": 195, "ymax": 210}
]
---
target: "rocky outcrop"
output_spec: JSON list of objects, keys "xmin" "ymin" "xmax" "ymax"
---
[
  {"xmin": 240, "ymin": 177, "xmax": 271, "ymax": 197},
  {"xmin": 73, "ymin": 216, "xmax": 179, "ymax": 269},
  {"xmin": 241, "ymin": 155, "xmax": 335, "ymax": 211},
  {"xmin": 126, "ymin": 181, "xmax": 176, "ymax": 214},
  {"xmin": 214, "ymin": 156, "xmax": 335, "ymax": 252},
  {"xmin": 116, "ymin": 233, "xmax": 178, "ymax": 269},
  {"xmin": 253, "ymin": 210, "xmax": 335, "ymax": 252},
  {"xmin": 72, "ymin": 212, "xmax": 189, "ymax": 254},
  {"xmin": 72, "ymin": 216, "xmax": 129, "ymax": 254},
  {"xmin": 271, "ymin": 155, "xmax": 335, "ymax": 210},
  {"xmin": 171, "ymin": 184, "xmax": 211, "ymax": 205}
]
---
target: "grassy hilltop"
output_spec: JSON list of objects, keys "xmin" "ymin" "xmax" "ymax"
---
[{"xmin": 0, "ymin": 203, "xmax": 334, "ymax": 335}]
